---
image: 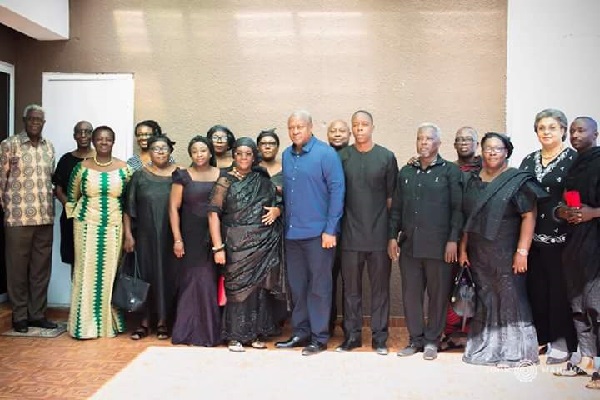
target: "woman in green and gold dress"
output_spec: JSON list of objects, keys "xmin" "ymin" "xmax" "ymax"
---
[{"xmin": 66, "ymin": 126, "xmax": 133, "ymax": 339}]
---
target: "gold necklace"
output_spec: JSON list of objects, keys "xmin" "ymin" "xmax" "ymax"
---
[
  {"xmin": 93, "ymin": 155, "xmax": 113, "ymax": 167},
  {"xmin": 231, "ymin": 166, "xmax": 248, "ymax": 180}
]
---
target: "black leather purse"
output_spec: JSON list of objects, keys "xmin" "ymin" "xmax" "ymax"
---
[
  {"xmin": 450, "ymin": 263, "xmax": 477, "ymax": 329},
  {"xmin": 112, "ymin": 251, "xmax": 150, "ymax": 313}
]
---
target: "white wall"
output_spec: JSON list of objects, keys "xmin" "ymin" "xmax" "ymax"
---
[
  {"xmin": 0, "ymin": 0, "xmax": 68, "ymax": 40},
  {"xmin": 506, "ymin": 0, "xmax": 600, "ymax": 165}
]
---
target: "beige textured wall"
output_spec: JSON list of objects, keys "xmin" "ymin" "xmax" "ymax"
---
[{"xmin": 7, "ymin": 0, "xmax": 507, "ymax": 317}]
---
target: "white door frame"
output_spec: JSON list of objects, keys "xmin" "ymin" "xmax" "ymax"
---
[{"xmin": 0, "ymin": 60, "xmax": 15, "ymax": 137}]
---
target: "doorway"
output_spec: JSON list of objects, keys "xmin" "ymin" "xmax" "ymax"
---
[
  {"xmin": 42, "ymin": 72, "xmax": 135, "ymax": 305},
  {"xmin": 0, "ymin": 61, "xmax": 14, "ymax": 303}
]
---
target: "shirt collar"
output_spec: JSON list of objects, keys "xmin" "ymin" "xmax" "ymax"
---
[
  {"xmin": 292, "ymin": 135, "xmax": 316, "ymax": 155},
  {"xmin": 411, "ymin": 154, "xmax": 445, "ymax": 169},
  {"xmin": 18, "ymin": 131, "xmax": 47, "ymax": 145}
]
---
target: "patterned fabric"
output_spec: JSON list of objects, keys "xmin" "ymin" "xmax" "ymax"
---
[
  {"xmin": 0, "ymin": 132, "xmax": 55, "ymax": 227},
  {"xmin": 66, "ymin": 163, "xmax": 132, "ymax": 339},
  {"xmin": 519, "ymin": 148, "xmax": 576, "ymax": 245},
  {"xmin": 126, "ymin": 154, "xmax": 175, "ymax": 172}
]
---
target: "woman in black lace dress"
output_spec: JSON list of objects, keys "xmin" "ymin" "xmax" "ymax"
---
[
  {"xmin": 519, "ymin": 109, "xmax": 578, "ymax": 363},
  {"xmin": 460, "ymin": 133, "xmax": 548, "ymax": 367},
  {"xmin": 208, "ymin": 137, "xmax": 284, "ymax": 352}
]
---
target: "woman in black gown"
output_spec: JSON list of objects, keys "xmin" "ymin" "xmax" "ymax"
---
[
  {"xmin": 208, "ymin": 137, "xmax": 284, "ymax": 352},
  {"xmin": 169, "ymin": 136, "xmax": 221, "ymax": 346},
  {"xmin": 519, "ymin": 109, "xmax": 578, "ymax": 363},
  {"xmin": 460, "ymin": 132, "xmax": 548, "ymax": 367},
  {"xmin": 53, "ymin": 121, "xmax": 95, "ymax": 274},
  {"xmin": 124, "ymin": 135, "xmax": 178, "ymax": 340}
]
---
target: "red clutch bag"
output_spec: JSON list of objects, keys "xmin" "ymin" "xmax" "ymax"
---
[
  {"xmin": 564, "ymin": 190, "xmax": 582, "ymax": 208},
  {"xmin": 218, "ymin": 275, "xmax": 227, "ymax": 306}
]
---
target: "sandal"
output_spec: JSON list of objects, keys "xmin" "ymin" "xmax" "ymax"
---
[
  {"xmin": 130, "ymin": 326, "xmax": 149, "ymax": 341},
  {"xmin": 586, "ymin": 372, "xmax": 600, "ymax": 389},
  {"xmin": 553, "ymin": 362, "xmax": 589, "ymax": 377},
  {"xmin": 251, "ymin": 339, "xmax": 267, "ymax": 349},
  {"xmin": 228, "ymin": 340, "xmax": 245, "ymax": 352},
  {"xmin": 156, "ymin": 325, "xmax": 169, "ymax": 340}
]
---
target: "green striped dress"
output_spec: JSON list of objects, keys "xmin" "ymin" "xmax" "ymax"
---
[{"xmin": 66, "ymin": 163, "xmax": 132, "ymax": 339}]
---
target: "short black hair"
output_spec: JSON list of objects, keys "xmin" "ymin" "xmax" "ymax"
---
[
  {"xmin": 91, "ymin": 125, "xmax": 115, "ymax": 141},
  {"xmin": 135, "ymin": 120, "xmax": 163, "ymax": 136},
  {"xmin": 481, "ymin": 132, "xmax": 514, "ymax": 159},
  {"xmin": 147, "ymin": 135, "xmax": 175, "ymax": 153},
  {"xmin": 257, "ymin": 128, "xmax": 280, "ymax": 146},
  {"xmin": 206, "ymin": 125, "xmax": 236, "ymax": 150},
  {"xmin": 188, "ymin": 135, "xmax": 217, "ymax": 167}
]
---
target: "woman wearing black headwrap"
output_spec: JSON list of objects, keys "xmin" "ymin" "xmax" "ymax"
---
[{"xmin": 208, "ymin": 137, "xmax": 285, "ymax": 352}]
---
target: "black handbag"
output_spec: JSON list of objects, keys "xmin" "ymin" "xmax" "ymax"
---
[
  {"xmin": 112, "ymin": 251, "xmax": 150, "ymax": 313},
  {"xmin": 450, "ymin": 263, "xmax": 477, "ymax": 329}
]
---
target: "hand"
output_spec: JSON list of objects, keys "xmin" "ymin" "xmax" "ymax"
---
[
  {"xmin": 173, "ymin": 241, "xmax": 185, "ymax": 258},
  {"xmin": 387, "ymin": 239, "xmax": 400, "ymax": 261},
  {"xmin": 213, "ymin": 249, "xmax": 226, "ymax": 265},
  {"xmin": 512, "ymin": 251, "xmax": 527, "ymax": 274},
  {"xmin": 567, "ymin": 204, "xmax": 594, "ymax": 225},
  {"xmin": 444, "ymin": 241, "xmax": 458, "ymax": 264},
  {"xmin": 123, "ymin": 236, "xmax": 135, "ymax": 253},
  {"xmin": 321, "ymin": 233, "xmax": 337, "ymax": 249},
  {"xmin": 262, "ymin": 206, "xmax": 280, "ymax": 225},
  {"xmin": 458, "ymin": 251, "xmax": 470, "ymax": 268}
]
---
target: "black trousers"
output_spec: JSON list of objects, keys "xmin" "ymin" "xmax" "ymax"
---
[
  {"xmin": 526, "ymin": 244, "xmax": 578, "ymax": 351},
  {"xmin": 285, "ymin": 237, "xmax": 335, "ymax": 344},
  {"xmin": 400, "ymin": 253, "xmax": 452, "ymax": 347},
  {"xmin": 341, "ymin": 250, "xmax": 391, "ymax": 344},
  {"xmin": 330, "ymin": 246, "xmax": 342, "ymax": 329}
]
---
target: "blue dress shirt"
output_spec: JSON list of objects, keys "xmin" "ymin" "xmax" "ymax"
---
[{"xmin": 282, "ymin": 135, "xmax": 345, "ymax": 240}]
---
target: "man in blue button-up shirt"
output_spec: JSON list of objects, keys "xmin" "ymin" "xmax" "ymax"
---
[{"xmin": 275, "ymin": 110, "xmax": 345, "ymax": 356}]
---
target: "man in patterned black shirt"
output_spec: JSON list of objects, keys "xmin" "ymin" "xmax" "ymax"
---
[{"xmin": 388, "ymin": 123, "xmax": 463, "ymax": 361}]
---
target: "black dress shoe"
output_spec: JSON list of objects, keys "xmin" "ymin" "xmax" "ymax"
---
[
  {"xmin": 13, "ymin": 320, "xmax": 28, "ymax": 333},
  {"xmin": 275, "ymin": 336, "xmax": 309, "ymax": 348},
  {"xmin": 29, "ymin": 318, "xmax": 58, "ymax": 329},
  {"xmin": 336, "ymin": 337, "xmax": 362, "ymax": 352},
  {"xmin": 302, "ymin": 341, "xmax": 327, "ymax": 356}
]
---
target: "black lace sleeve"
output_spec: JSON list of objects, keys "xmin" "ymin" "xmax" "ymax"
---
[{"xmin": 207, "ymin": 174, "xmax": 232, "ymax": 216}]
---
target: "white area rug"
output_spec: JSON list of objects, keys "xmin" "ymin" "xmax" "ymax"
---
[{"xmin": 92, "ymin": 346, "xmax": 595, "ymax": 400}]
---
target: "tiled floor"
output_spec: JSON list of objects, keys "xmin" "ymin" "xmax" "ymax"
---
[{"xmin": 0, "ymin": 304, "xmax": 410, "ymax": 399}]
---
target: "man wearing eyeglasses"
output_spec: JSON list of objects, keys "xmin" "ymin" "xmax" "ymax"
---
[
  {"xmin": 454, "ymin": 126, "xmax": 481, "ymax": 172},
  {"xmin": 388, "ymin": 123, "xmax": 463, "ymax": 361},
  {"xmin": 0, "ymin": 104, "xmax": 57, "ymax": 333},
  {"xmin": 53, "ymin": 121, "xmax": 95, "ymax": 279}
]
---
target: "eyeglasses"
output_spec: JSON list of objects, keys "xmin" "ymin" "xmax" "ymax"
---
[
  {"xmin": 150, "ymin": 146, "xmax": 170, "ymax": 153},
  {"xmin": 234, "ymin": 151, "xmax": 253, "ymax": 158},
  {"xmin": 482, "ymin": 146, "xmax": 506, "ymax": 154},
  {"xmin": 454, "ymin": 137, "xmax": 475, "ymax": 143},
  {"xmin": 75, "ymin": 129, "xmax": 92, "ymax": 137},
  {"xmin": 259, "ymin": 141, "xmax": 278, "ymax": 147},
  {"xmin": 212, "ymin": 136, "xmax": 228, "ymax": 143},
  {"xmin": 136, "ymin": 134, "xmax": 152, "ymax": 139},
  {"xmin": 25, "ymin": 116, "xmax": 44, "ymax": 123}
]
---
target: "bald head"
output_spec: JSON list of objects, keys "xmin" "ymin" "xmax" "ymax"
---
[{"xmin": 327, "ymin": 119, "xmax": 350, "ymax": 150}]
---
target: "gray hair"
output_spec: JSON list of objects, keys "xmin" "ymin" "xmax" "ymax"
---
[
  {"xmin": 456, "ymin": 126, "xmax": 478, "ymax": 142},
  {"xmin": 73, "ymin": 120, "xmax": 92, "ymax": 133},
  {"xmin": 417, "ymin": 122, "xmax": 441, "ymax": 140},
  {"xmin": 534, "ymin": 108, "xmax": 568, "ymax": 139},
  {"xmin": 288, "ymin": 110, "xmax": 312, "ymax": 124},
  {"xmin": 23, "ymin": 104, "xmax": 45, "ymax": 118}
]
